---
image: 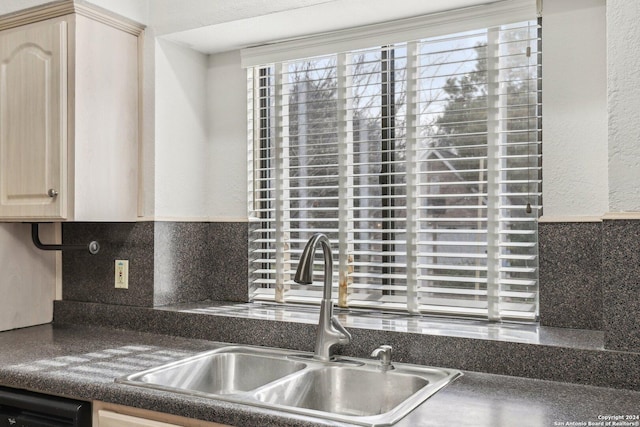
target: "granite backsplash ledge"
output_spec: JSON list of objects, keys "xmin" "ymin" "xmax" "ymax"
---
[
  {"xmin": 53, "ymin": 300, "xmax": 640, "ymax": 392},
  {"xmin": 62, "ymin": 222, "xmax": 249, "ymax": 308},
  {"xmin": 62, "ymin": 222, "xmax": 156, "ymax": 306},
  {"xmin": 538, "ymin": 221, "xmax": 603, "ymax": 330},
  {"xmin": 539, "ymin": 218, "xmax": 640, "ymax": 353},
  {"xmin": 602, "ymin": 219, "xmax": 640, "ymax": 352}
]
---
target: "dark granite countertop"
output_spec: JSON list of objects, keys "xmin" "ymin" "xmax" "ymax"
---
[{"xmin": 0, "ymin": 323, "xmax": 638, "ymax": 427}]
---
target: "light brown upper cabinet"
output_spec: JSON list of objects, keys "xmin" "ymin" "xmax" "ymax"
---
[{"xmin": 0, "ymin": 2, "xmax": 143, "ymax": 221}]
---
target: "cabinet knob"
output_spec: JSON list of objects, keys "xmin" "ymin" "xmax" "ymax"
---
[{"xmin": 47, "ymin": 188, "xmax": 58, "ymax": 198}]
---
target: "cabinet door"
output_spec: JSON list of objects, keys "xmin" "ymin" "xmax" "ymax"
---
[
  {"xmin": 0, "ymin": 19, "xmax": 67, "ymax": 219},
  {"xmin": 98, "ymin": 410, "xmax": 182, "ymax": 427},
  {"xmin": 93, "ymin": 402, "xmax": 232, "ymax": 427}
]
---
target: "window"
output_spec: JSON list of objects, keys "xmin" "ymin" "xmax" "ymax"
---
[{"xmin": 246, "ymin": 8, "xmax": 541, "ymax": 322}]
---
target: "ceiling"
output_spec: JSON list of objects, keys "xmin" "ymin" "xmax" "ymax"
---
[{"xmin": 155, "ymin": 0, "xmax": 498, "ymax": 53}]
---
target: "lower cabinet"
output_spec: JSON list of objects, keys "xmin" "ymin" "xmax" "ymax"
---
[{"xmin": 93, "ymin": 402, "xmax": 231, "ymax": 427}]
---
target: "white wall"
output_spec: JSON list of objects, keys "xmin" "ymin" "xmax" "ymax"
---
[
  {"xmin": 541, "ymin": 0, "xmax": 640, "ymax": 218},
  {"xmin": 607, "ymin": 0, "xmax": 640, "ymax": 213},
  {"xmin": 154, "ymin": 38, "xmax": 210, "ymax": 218},
  {"xmin": 541, "ymin": 0, "xmax": 608, "ymax": 220},
  {"xmin": 153, "ymin": 47, "xmax": 247, "ymax": 220},
  {"xmin": 0, "ymin": 224, "xmax": 56, "ymax": 331},
  {"xmin": 206, "ymin": 51, "xmax": 248, "ymax": 219}
]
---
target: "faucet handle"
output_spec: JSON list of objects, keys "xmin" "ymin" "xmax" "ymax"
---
[{"xmin": 371, "ymin": 345, "xmax": 394, "ymax": 370}]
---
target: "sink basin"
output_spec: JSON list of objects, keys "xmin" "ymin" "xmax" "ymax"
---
[
  {"xmin": 254, "ymin": 366, "xmax": 429, "ymax": 416},
  {"xmin": 118, "ymin": 345, "xmax": 461, "ymax": 426},
  {"xmin": 133, "ymin": 351, "xmax": 306, "ymax": 395}
]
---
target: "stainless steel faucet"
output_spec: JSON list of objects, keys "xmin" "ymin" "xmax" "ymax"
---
[{"xmin": 294, "ymin": 233, "xmax": 351, "ymax": 361}]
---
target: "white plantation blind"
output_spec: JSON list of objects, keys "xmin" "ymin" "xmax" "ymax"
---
[{"xmin": 248, "ymin": 19, "xmax": 542, "ymax": 322}]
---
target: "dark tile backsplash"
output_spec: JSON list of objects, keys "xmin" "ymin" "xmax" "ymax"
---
[
  {"xmin": 539, "ymin": 221, "xmax": 603, "ymax": 330},
  {"xmin": 153, "ymin": 222, "xmax": 213, "ymax": 306},
  {"xmin": 62, "ymin": 221, "xmax": 249, "ymax": 308},
  {"xmin": 62, "ymin": 222, "xmax": 155, "ymax": 306},
  {"xmin": 540, "ymin": 218, "xmax": 640, "ymax": 353},
  {"xmin": 64, "ymin": 218, "xmax": 639, "ymax": 352},
  {"xmin": 602, "ymin": 219, "xmax": 640, "ymax": 352},
  {"xmin": 206, "ymin": 222, "xmax": 249, "ymax": 302}
]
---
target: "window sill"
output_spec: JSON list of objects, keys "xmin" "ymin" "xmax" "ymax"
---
[{"xmin": 169, "ymin": 301, "xmax": 605, "ymax": 351}]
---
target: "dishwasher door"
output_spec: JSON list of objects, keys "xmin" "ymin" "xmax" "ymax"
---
[{"xmin": 0, "ymin": 386, "xmax": 91, "ymax": 426}]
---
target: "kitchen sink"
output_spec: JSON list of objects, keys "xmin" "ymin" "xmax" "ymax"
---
[
  {"xmin": 130, "ymin": 351, "xmax": 307, "ymax": 395},
  {"xmin": 117, "ymin": 345, "xmax": 461, "ymax": 426},
  {"xmin": 255, "ymin": 366, "xmax": 430, "ymax": 416}
]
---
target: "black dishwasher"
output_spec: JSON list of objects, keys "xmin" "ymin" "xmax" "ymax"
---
[{"xmin": 0, "ymin": 386, "xmax": 91, "ymax": 426}]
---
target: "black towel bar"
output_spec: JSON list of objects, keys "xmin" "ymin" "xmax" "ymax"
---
[{"xmin": 31, "ymin": 223, "xmax": 99, "ymax": 255}]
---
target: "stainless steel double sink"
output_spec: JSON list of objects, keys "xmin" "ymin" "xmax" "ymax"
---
[{"xmin": 117, "ymin": 345, "xmax": 461, "ymax": 426}]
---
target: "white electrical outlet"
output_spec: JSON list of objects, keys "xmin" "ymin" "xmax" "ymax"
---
[{"xmin": 115, "ymin": 260, "xmax": 129, "ymax": 289}]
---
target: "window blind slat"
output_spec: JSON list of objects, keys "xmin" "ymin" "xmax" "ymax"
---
[{"xmin": 249, "ymin": 17, "xmax": 541, "ymax": 323}]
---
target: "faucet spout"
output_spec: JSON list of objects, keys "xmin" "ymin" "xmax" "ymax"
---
[{"xmin": 295, "ymin": 233, "xmax": 351, "ymax": 361}]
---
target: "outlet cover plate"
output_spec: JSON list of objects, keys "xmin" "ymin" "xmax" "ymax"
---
[{"xmin": 115, "ymin": 260, "xmax": 129, "ymax": 289}]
